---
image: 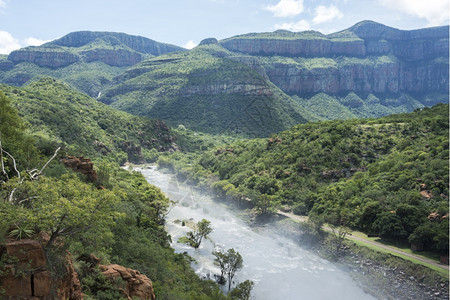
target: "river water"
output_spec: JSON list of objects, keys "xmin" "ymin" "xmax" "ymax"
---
[{"xmin": 138, "ymin": 165, "xmax": 375, "ymax": 300}]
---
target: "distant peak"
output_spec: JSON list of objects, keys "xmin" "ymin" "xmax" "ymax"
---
[{"xmin": 199, "ymin": 38, "xmax": 219, "ymax": 46}]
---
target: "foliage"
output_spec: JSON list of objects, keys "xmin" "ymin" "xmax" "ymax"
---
[
  {"xmin": 229, "ymin": 280, "xmax": 254, "ymax": 300},
  {"xmin": 163, "ymin": 104, "xmax": 449, "ymax": 255},
  {"xmin": 4, "ymin": 173, "xmax": 121, "ymax": 249},
  {"xmin": 212, "ymin": 248, "xmax": 243, "ymax": 291},
  {"xmin": 1, "ymin": 79, "xmax": 175, "ymax": 164},
  {"xmin": 8, "ymin": 224, "xmax": 35, "ymax": 240},
  {"xmin": 99, "ymin": 44, "xmax": 310, "ymax": 137},
  {"xmin": 0, "ymin": 89, "xmax": 229, "ymax": 299},
  {"xmin": 178, "ymin": 218, "xmax": 213, "ymax": 249}
]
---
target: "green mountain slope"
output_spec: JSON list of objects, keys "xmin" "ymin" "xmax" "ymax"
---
[
  {"xmin": 100, "ymin": 41, "xmax": 310, "ymax": 136},
  {"xmin": 0, "ymin": 78, "xmax": 176, "ymax": 163},
  {"xmin": 0, "ymin": 31, "xmax": 185, "ymax": 97},
  {"xmin": 220, "ymin": 21, "xmax": 449, "ymax": 120},
  {"xmin": 0, "ymin": 82, "xmax": 229, "ymax": 300},
  {"xmin": 0, "ymin": 22, "xmax": 447, "ymax": 137}
]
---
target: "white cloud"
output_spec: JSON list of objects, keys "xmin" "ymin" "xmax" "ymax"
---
[
  {"xmin": 23, "ymin": 37, "xmax": 49, "ymax": 47},
  {"xmin": 273, "ymin": 20, "xmax": 311, "ymax": 31},
  {"xmin": 0, "ymin": 0, "xmax": 6, "ymax": 8},
  {"xmin": 183, "ymin": 40, "xmax": 198, "ymax": 49},
  {"xmin": 378, "ymin": 0, "xmax": 449, "ymax": 26},
  {"xmin": 0, "ymin": 31, "xmax": 51, "ymax": 54},
  {"xmin": 312, "ymin": 5, "xmax": 343, "ymax": 24},
  {"xmin": 265, "ymin": 0, "xmax": 304, "ymax": 17},
  {"xmin": 0, "ymin": 31, "xmax": 21, "ymax": 54}
]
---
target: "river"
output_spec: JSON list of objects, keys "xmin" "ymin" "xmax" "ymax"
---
[{"xmin": 138, "ymin": 165, "xmax": 376, "ymax": 300}]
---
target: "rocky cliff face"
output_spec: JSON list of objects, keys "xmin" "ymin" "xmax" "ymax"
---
[
  {"xmin": 221, "ymin": 36, "xmax": 367, "ymax": 57},
  {"xmin": 5, "ymin": 31, "xmax": 185, "ymax": 69},
  {"xmin": 51, "ymin": 31, "xmax": 184, "ymax": 55},
  {"xmin": 9, "ymin": 49, "xmax": 80, "ymax": 68},
  {"xmin": 221, "ymin": 21, "xmax": 449, "ymax": 97},
  {"xmin": 0, "ymin": 239, "xmax": 82, "ymax": 300}
]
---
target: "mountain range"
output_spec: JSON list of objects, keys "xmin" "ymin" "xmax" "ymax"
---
[{"xmin": 0, "ymin": 20, "xmax": 448, "ymax": 136}]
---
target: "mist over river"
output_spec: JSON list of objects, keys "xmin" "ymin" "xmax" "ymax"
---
[{"xmin": 138, "ymin": 165, "xmax": 375, "ymax": 300}]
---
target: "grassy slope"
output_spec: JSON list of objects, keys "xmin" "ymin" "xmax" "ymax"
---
[
  {"xmin": 100, "ymin": 43, "xmax": 311, "ymax": 137},
  {"xmin": 0, "ymin": 78, "xmax": 175, "ymax": 163}
]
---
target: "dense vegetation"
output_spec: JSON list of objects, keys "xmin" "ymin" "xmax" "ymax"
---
[
  {"xmin": 1, "ymin": 78, "xmax": 176, "ymax": 164},
  {"xmin": 0, "ymin": 85, "xmax": 235, "ymax": 299},
  {"xmin": 100, "ymin": 42, "xmax": 310, "ymax": 137},
  {"xmin": 1, "ymin": 23, "xmax": 448, "ymax": 138},
  {"xmin": 157, "ymin": 104, "xmax": 449, "ymax": 254},
  {"xmin": 0, "ymin": 31, "xmax": 184, "ymax": 97}
]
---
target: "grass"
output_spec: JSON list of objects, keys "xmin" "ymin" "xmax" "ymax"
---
[{"xmin": 348, "ymin": 238, "xmax": 449, "ymax": 279}]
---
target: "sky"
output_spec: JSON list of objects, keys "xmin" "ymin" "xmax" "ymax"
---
[{"xmin": 0, "ymin": 0, "xmax": 449, "ymax": 54}]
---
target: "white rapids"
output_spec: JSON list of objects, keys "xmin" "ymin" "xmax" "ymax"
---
[{"xmin": 138, "ymin": 165, "xmax": 375, "ymax": 300}]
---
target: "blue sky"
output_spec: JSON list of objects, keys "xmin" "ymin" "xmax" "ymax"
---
[{"xmin": 0, "ymin": 0, "xmax": 449, "ymax": 54}]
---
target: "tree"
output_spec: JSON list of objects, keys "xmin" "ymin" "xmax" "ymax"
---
[
  {"xmin": 253, "ymin": 194, "xmax": 278, "ymax": 215},
  {"xmin": 128, "ymin": 173, "xmax": 170, "ymax": 227},
  {"xmin": 178, "ymin": 219, "xmax": 212, "ymax": 249},
  {"xmin": 0, "ymin": 91, "xmax": 36, "ymax": 181},
  {"xmin": 212, "ymin": 248, "xmax": 243, "ymax": 291},
  {"xmin": 3, "ymin": 174, "xmax": 121, "ymax": 250},
  {"xmin": 229, "ymin": 280, "xmax": 254, "ymax": 300},
  {"xmin": 327, "ymin": 224, "xmax": 352, "ymax": 260}
]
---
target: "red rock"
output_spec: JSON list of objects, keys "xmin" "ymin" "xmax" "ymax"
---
[
  {"xmin": 100, "ymin": 264, "xmax": 156, "ymax": 300},
  {"xmin": 0, "ymin": 240, "xmax": 82, "ymax": 300},
  {"xmin": 34, "ymin": 270, "xmax": 51, "ymax": 296},
  {"xmin": 6, "ymin": 239, "xmax": 47, "ymax": 269},
  {"xmin": 60, "ymin": 156, "xmax": 97, "ymax": 182}
]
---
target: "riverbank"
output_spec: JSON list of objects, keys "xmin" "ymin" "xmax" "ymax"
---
[
  {"xmin": 136, "ymin": 164, "xmax": 449, "ymax": 300},
  {"xmin": 269, "ymin": 216, "xmax": 449, "ymax": 300}
]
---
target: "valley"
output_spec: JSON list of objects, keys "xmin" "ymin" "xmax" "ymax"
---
[{"xmin": 0, "ymin": 19, "xmax": 448, "ymax": 300}]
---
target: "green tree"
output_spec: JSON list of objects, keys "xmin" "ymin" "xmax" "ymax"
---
[
  {"xmin": 229, "ymin": 280, "xmax": 254, "ymax": 300},
  {"xmin": 0, "ymin": 91, "xmax": 35, "ymax": 181},
  {"xmin": 128, "ymin": 174, "xmax": 170, "ymax": 227},
  {"xmin": 253, "ymin": 194, "xmax": 278, "ymax": 215},
  {"xmin": 178, "ymin": 219, "xmax": 213, "ymax": 249},
  {"xmin": 212, "ymin": 248, "xmax": 243, "ymax": 291},
  {"xmin": 4, "ymin": 174, "xmax": 121, "ymax": 250}
]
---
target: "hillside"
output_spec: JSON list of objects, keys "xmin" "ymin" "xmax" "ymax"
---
[
  {"xmin": 220, "ymin": 21, "xmax": 449, "ymax": 120},
  {"xmin": 0, "ymin": 78, "xmax": 176, "ymax": 163},
  {"xmin": 0, "ymin": 31, "xmax": 185, "ymax": 97},
  {"xmin": 0, "ymin": 21, "xmax": 448, "ymax": 136},
  {"xmin": 159, "ymin": 104, "xmax": 449, "ymax": 254},
  {"xmin": 0, "ymin": 87, "xmax": 230, "ymax": 300},
  {"xmin": 99, "ymin": 40, "xmax": 311, "ymax": 136}
]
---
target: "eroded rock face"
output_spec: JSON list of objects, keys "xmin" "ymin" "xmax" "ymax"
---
[
  {"xmin": 220, "ymin": 21, "xmax": 449, "ymax": 96},
  {"xmin": 60, "ymin": 156, "xmax": 97, "ymax": 182},
  {"xmin": 9, "ymin": 50, "xmax": 80, "ymax": 68},
  {"xmin": 99, "ymin": 264, "xmax": 156, "ymax": 300},
  {"xmin": 0, "ymin": 239, "xmax": 82, "ymax": 300}
]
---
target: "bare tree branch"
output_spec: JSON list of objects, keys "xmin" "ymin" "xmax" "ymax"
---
[
  {"xmin": 0, "ymin": 133, "xmax": 9, "ymax": 181},
  {"xmin": 38, "ymin": 147, "xmax": 61, "ymax": 175},
  {"xmin": 25, "ymin": 147, "xmax": 61, "ymax": 182},
  {"xmin": 2, "ymin": 149, "xmax": 20, "ymax": 179}
]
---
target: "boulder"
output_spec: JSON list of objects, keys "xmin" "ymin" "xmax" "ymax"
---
[
  {"xmin": 0, "ymin": 239, "xmax": 82, "ymax": 300},
  {"xmin": 60, "ymin": 156, "xmax": 97, "ymax": 182},
  {"xmin": 99, "ymin": 264, "xmax": 156, "ymax": 300}
]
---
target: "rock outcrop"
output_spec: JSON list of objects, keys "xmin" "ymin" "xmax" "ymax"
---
[
  {"xmin": 99, "ymin": 264, "xmax": 156, "ymax": 300},
  {"xmin": 220, "ymin": 21, "xmax": 449, "ymax": 96},
  {"xmin": 60, "ymin": 156, "xmax": 97, "ymax": 182},
  {"xmin": 6, "ymin": 31, "xmax": 185, "ymax": 69},
  {"xmin": 9, "ymin": 49, "xmax": 80, "ymax": 68},
  {"xmin": 0, "ymin": 239, "xmax": 82, "ymax": 300}
]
